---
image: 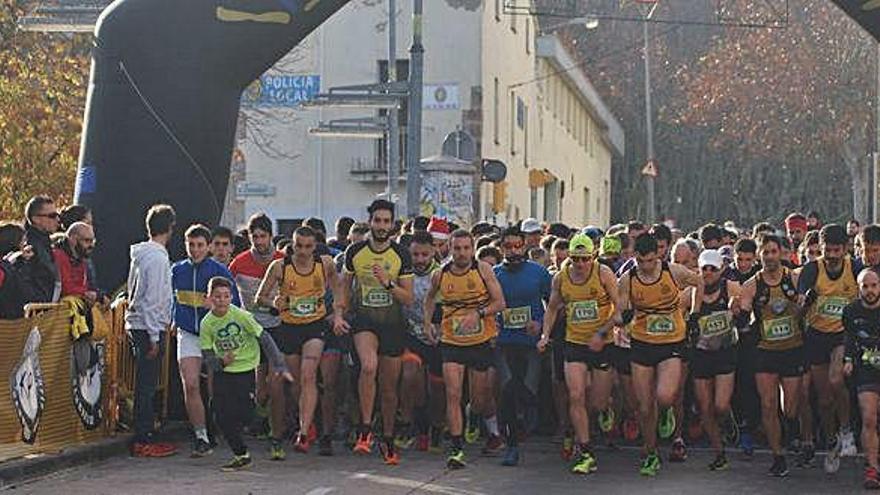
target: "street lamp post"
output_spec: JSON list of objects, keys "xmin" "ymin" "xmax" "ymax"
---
[
  {"xmin": 406, "ymin": 0, "xmax": 424, "ymax": 218},
  {"xmin": 643, "ymin": 19, "xmax": 656, "ymax": 223},
  {"xmin": 387, "ymin": 0, "xmax": 400, "ymax": 201}
]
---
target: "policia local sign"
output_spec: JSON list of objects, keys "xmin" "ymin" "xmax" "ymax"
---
[{"xmin": 832, "ymin": 0, "xmax": 880, "ymax": 40}]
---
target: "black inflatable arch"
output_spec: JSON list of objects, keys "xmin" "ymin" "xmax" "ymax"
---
[{"xmin": 74, "ymin": 0, "xmax": 350, "ymax": 289}]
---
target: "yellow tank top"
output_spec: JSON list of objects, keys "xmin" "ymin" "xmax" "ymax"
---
[
  {"xmin": 756, "ymin": 269, "xmax": 802, "ymax": 351},
  {"xmin": 806, "ymin": 257, "xmax": 857, "ymax": 334},
  {"xmin": 279, "ymin": 257, "xmax": 327, "ymax": 325},
  {"xmin": 560, "ymin": 261, "xmax": 614, "ymax": 345},
  {"xmin": 629, "ymin": 263, "xmax": 686, "ymax": 344},
  {"xmin": 439, "ymin": 261, "xmax": 497, "ymax": 346}
]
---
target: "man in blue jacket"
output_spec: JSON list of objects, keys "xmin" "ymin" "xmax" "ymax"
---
[
  {"xmin": 493, "ymin": 226, "xmax": 552, "ymax": 466},
  {"xmin": 172, "ymin": 224, "xmax": 241, "ymax": 456}
]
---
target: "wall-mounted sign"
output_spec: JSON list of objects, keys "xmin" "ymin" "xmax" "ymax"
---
[
  {"xmin": 424, "ymin": 83, "xmax": 460, "ymax": 110},
  {"xmin": 236, "ymin": 181, "xmax": 277, "ymax": 199},
  {"xmin": 242, "ymin": 74, "xmax": 321, "ymax": 107}
]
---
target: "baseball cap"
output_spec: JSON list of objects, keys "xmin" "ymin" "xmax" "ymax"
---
[
  {"xmin": 581, "ymin": 225, "xmax": 604, "ymax": 241},
  {"xmin": 698, "ymin": 249, "xmax": 724, "ymax": 269},
  {"xmin": 521, "ymin": 218, "xmax": 542, "ymax": 234},
  {"xmin": 600, "ymin": 235, "xmax": 622, "ymax": 256},
  {"xmin": 569, "ymin": 234, "xmax": 595, "ymax": 257}
]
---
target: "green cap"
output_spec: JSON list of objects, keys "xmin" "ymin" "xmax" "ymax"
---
[
  {"xmin": 600, "ymin": 235, "xmax": 622, "ymax": 256},
  {"xmin": 569, "ymin": 234, "xmax": 595, "ymax": 256}
]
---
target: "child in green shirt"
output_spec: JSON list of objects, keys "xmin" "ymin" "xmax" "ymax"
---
[{"xmin": 200, "ymin": 276, "xmax": 291, "ymax": 471}]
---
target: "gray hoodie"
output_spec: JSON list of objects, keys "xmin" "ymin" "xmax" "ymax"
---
[{"xmin": 124, "ymin": 240, "xmax": 173, "ymax": 343}]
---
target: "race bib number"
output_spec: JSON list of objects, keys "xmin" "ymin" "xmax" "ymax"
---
[
  {"xmin": 503, "ymin": 306, "xmax": 531, "ymax": 329},
  {"xmin": 698, "ymin": 312, "xmax": 732, "ymax": 338},
  {"xmin": 862, "ymin": 348, "xmax": 880, "ymax": 370},
  {"xmin": 817, "ymin": 296, "xmax": 848, "ymax": 320},
  {"xmin": 361, "ymin": 286, "xmax": 392, "ymax": 308},
  {"xmin": 570, "ymin": 300, "xmax": 599, "ymax": 324},
  {"xmin": 452, "ymin": 317, "xmax": 483, "ymax": 337},
  {"xmin": 290, "ymin": 296, "xmax": 319, "ymax": 317},
  {"xmin": 762, "ymin": 316, "xmax": 794, "ymax": 341},
  {"xmin": 646, "ymin": 314, "xmax": 675, "ymax": 335}
]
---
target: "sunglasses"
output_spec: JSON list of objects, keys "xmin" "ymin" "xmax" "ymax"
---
[
  {"xmin": 701, "ymin": 265, "xmax": 720, "ymax": 272},
  {"xmin": 570, "ymin": 256, "xmax": 591, "ymax": 263}
]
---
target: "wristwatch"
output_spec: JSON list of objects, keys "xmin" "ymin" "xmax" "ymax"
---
[{"xmin": 384, "ymin": 280, "xmax": 396, "ymax": 290}]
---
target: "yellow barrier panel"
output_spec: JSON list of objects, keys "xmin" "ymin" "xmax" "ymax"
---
[{"xmin": 0, "ymin": 299, "xmax": 173, "ymax": 463}]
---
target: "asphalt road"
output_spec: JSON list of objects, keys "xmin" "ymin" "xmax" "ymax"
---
[{"xmin": 6, "ymin": 437, "xmax": 872, "ymax": 495}]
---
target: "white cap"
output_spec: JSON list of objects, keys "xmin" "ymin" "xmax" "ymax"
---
[
  {"xmin": 521, "ymin": 218, "xmax": 542, "ymax": 234},
  {"xmin": 698, "ymin": 249, "xmax": 724, "ymax": 269}
]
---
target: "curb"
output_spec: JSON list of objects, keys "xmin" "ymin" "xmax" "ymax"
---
[{"xmin": 0, "ymin": 423, "xmax": 189, "ymax": 490}]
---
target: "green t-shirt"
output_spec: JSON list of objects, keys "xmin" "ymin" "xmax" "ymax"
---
[{"xmin": 199, "ymin": 305, "xmax": 263, "ymax": 373}]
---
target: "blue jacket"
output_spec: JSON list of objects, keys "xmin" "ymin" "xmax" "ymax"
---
[
  {"xmin": 172, "ymin": 257, "xmax": 241, "ymax": 335},
  {"xmin": 494, "ymin": 261, "xmax": 552, "ymax": 347}
]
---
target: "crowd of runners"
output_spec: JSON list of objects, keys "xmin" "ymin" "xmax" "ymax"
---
[{"xmin": 6, "ymin": 197, "xmax": 880, "ymax": 489}]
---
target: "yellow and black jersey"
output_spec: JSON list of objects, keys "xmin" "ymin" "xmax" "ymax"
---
[
  {"xmin": 803, "ymin": 256, "xmax": 858, "ymax": 334},
  {"xmin": 279, "ymin": 254, "xmax": 327, "ymax": 326},
  {"xmin": 439, "ymin": 260, "xmax": 497, "ymax": 346},
  {"xmin": 628, "ymin": 262, "xmax": 686, "ymax": 345},
  {"xmin": 344, "ymin": 240, "xmax": 413, "ymax": 325},
  {"xmin": 752, "ymin": 268, "xmax": 802, "ymax": 351},
  {"xmin": 560, "ymin": 261, "xmax": 614, "ymax": 345}
]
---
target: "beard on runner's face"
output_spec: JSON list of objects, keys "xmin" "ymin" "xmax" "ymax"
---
[{"xmin": 371, "ymin": 228, "xmax": 390, "ymax": 242}]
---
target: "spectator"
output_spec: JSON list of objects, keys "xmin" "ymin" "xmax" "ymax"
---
[
  {"xmin": 126, "ymin": 204, "xmax": 178, "ymax": 458},
  {"xmin": 60, "ymin": 204, "xmax": 92, "ymax": 230},
  {"xmin": 18, "ymin": 195, "xmax": 61, "ymax": 303},
  {"xmin": 0, "ymin": 222, "xmax": 27, "ymax": 319},
  {"xmin": 52, "ymin": 222, "xmax": 97, "ymax": 301},
  {"xmin": 211, "ymin": 226, "xmax": 235, "ymax": 266},
  {"xmin": 521, "ymin": 218, "xmax": 543, "ymax": 249}
]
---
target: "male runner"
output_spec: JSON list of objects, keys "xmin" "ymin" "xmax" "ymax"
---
[
  {"xmin": 171, "ymin": 224, "xmax": 240, "ymax": 457},
  {"xmin": 398, "ymin": 231, "xmax": 445, "ymax": 452},
  {"xmin": 495, "ymin": 226, "xmax": 552, "ymax": 466},
  {"xmin": 210, "ymin": 226, "xmax": 235, "ymax": 266},
  {"xmin": 255, "ymin": 226, "xmax": 337, "ymax": 458},
  {"xmin": 737, "ymin": 234, "xmax": 805, "ymax": 477},
  {"xmin": 618, "ymin": 233, "xmax": 703, "ymax": 476},
  {"xmin": 797, "ymin": 224, "xmax": 861, "ymax": 473},
  {"xmin": 333, "ymin": 199, "xmax": 414, "ymax": 465},
  {"xmin": 424, "ymin": 229, "xmax": 506, "ymax": 469},
  {"xmin": 539, "ymin": 234, "xmax": 621, "ymax": 475},
  {"xmin": 843, "ymin": 268, "xmax": 880, "ymax": 489}
]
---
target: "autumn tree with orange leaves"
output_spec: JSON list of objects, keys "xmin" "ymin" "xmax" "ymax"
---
[{"xmin": 0, "ymin": 1, "xmax": 90, "ymax": 221}]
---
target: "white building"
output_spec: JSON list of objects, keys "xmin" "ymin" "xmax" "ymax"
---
[{"xmin": 228, "ymin": 0, "xmax": 623, "ymax": 233}]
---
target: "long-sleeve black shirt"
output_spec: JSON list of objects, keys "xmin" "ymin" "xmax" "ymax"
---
[{"xmin": 843, "ymin": 299, "xmax": 880, "ymax": 383}]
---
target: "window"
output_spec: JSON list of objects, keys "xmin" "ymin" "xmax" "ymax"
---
[
  {"xmin": 510, "ymin": 7, "xmax": 516, "ymax": 32},
  {"xmin": 530, "ymin": 187, "xmax": 538, "ymax": 218},
  {"xmin": 583, "ymin": 187, "xmax": 591, "ymax": 222},
  {"xmin": 544, "ymin": 180, "xmax": 559, "ymax": 222},
  {"xmin": 493, "ymin": 78, "xmax": 500, "ymax": 145},
  {"xmin": 522, "ymin": 102, "xmax": 529, "ymax": 168},
  {"xmin": 510, "ymin": 91, "xmax": 516, "ymax": 155},
  {"xmin": 525, "ymin": 18, "xmax": 531, "ymax": 54},
  {"xmin": 495, "ymin": 0, "xmax": 501, "ymax": 21}
]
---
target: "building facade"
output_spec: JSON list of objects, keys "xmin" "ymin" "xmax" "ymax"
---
[{"xmin": 225, "ymin": 0, "xmax": 622, "ymax": 233}]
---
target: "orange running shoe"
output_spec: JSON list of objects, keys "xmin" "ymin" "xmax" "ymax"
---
[{"xmin": 353, "ymin": 431, "xmax": 373, "ymax": 455}]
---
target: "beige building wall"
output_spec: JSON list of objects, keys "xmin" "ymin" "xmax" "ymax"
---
[{"xmin": 480, "ymin": 3, "xmax": 623, "ymax": 228}]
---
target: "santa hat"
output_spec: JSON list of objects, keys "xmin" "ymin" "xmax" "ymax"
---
[{"xmin": 427, "ymin": 216, "xmax": 450, "ymax": 240}]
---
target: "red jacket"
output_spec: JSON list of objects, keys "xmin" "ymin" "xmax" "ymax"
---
[{"xmin": 52, "ymin": 244, "xmax": 88, "ymax": 297}]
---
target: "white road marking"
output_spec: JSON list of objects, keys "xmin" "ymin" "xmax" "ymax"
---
[{"xmin": 348, "ymin": 472, "xmax": 485, "ymax": 495}]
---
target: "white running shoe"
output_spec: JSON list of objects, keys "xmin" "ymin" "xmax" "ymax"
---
[
  {"xmin": 824, "ymin": 436, "xmax": 841, "ymax": 475},
  {"xmin": 840, "ymin": 429, "xmax": 857, "ymax": 457}
]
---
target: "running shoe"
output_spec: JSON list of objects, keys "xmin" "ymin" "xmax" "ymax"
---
[
  {"xmin": 380, "ymin": 440, "xmax": 401, "ymax": 465},
  {"xmin": 395, "ymin": 430, "xmax": 416, "ymax": 450},
  {"xmin": 824, "ymin": 436, "xmax": 841, "ymax": 474},
  {"xmin": 658, "ymin": 407, "xmax": 676, "ymax": 440},
  {"xmin": 269, "ymin": 439, "xmax": 286, "ymax": 461},
  {"xmin": 131, "ymin": 442, "xmax": 177, "ymax": 458},
  {"xmin": 721, "ymin": 412, "xmax": 740, "ymax": 447},
  {"xmin": 415, "ymin": 433, "xmax": 430, "ymax": 452},
  {"xmin": 318, "ymin": 435, "xmax": 333, "ymax": 457},
  {"xmin": 571, "ymin": 450, "xmax": 598, "ymax": 475},
  {"xmin": 221, "ymin": 453, "xmax": 252, "ymax": 472},
  {"xmin": 769, "ymin": 455, "xmax": 789, "ymax": 477},
  {"xmin": 464, "ymin": 405, "xmax": 480, "ymax": 444},
  {"xmin": 501, "ymin": 446, "xmax": 520, "ymax": 467},
  {"xmin": 840, "ymin": 428, "xmax": 857, "ymax": 457},
  {"xmin": 353, "ymin": 431, "xmax": 373, "ymax": 455},
  {"xmin": 446, "ymin": 447, "xmax": 466, "ymax": 469},
  {"xmin": 561, "ymin": 434, "xmax": 575, "ymax": 461},
  {"xmin": 482, "ymin": 434, "xmax": 504, "ymax": 456},
  {"xmin": 796, "ymin": 443, "xmax": 815, "ymax": 468},
  {"xmin": 708, "ymin": 453, "xmax": 729, "ymax": 471},
  {"xmin": 865, "ymin": 466, "xmax": 880, "ymax": 490},
  {"xmin": 669, "ymin": 438, "xmax": 688, "ymax": 462},
  {"xmin": 623, "ymin": 417, "xmax": 640, "ymax": 442},
  {"xmin": 293, "ymin": 433, "xmax": 310, "ymax": 454},
  {"xmin": 191, "ymin": 438, "xmax": 213, "ymax": 458},
  {"xmin": 598, "ymin": 408, "xmax": 616, "ymax": 434},
  {"xmin": 639, "ymin": 452, "xmax": 661, "ymax": 476},
  {"xmin": 739, "ymin": 431, "xmax": 755, "ymax": 459}
]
